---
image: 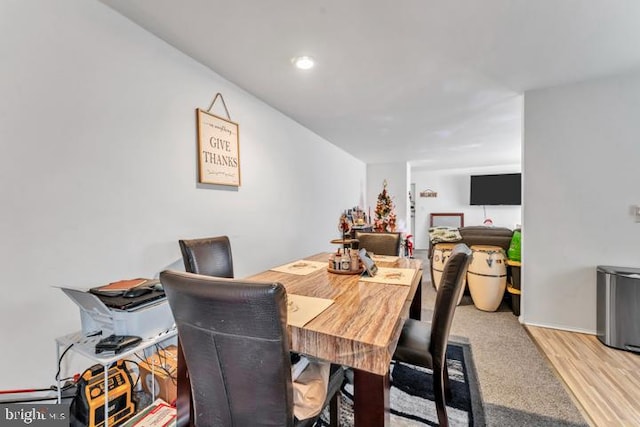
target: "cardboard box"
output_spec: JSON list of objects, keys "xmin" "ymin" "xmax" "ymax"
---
[
  {"xmin": 122, "ymin": 399, "xmax": 176, "ymax": 427},
  {"xmin": 138, "ymin": 345, "xmax": 178, "ymax": 405}
]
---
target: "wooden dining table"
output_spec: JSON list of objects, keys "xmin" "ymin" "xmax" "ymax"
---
[{"xmin": 175, "ymin": 252, "xmax": 423, "ymax": 427}]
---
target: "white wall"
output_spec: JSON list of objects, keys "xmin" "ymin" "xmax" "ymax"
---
[
  {"xmin": 0, "ymin": 1, "xmax": 365, "ymax": 388},
  {"xmin": 412, "ymin": 165, "xmax": 522, "ymax": 249},
  {"xmin": 366, "ymin": 163, "xmax": 410, "ymax": 233},
  {"xmin": 523, "ymin": 70, "xmax": 640, "ymax": 333}
]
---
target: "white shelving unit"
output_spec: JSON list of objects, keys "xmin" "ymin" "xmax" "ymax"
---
[{"xmin": 55, "ymin": 328, "xmax": 177, "ymax": 426}]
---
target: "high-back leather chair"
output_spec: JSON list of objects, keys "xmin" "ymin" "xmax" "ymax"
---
[
  {"xmin": 393, "ymin": 244, "xmax": 472, "ymax": 427},
  {"xmin": 160, "ymin": 270, "xmax": 342, "ymax": 427},
  {"xmin": 178, "ymin": 235, "xmax": 234, "ymax": 278},
  {"xmin": 354, "ymin": 231, "xmax": 402, "ymax": 256}
]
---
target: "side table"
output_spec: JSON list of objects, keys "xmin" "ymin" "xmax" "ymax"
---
[{"xmin": 506, "ymin": 259, "xmax": 521, "ymax": 316}]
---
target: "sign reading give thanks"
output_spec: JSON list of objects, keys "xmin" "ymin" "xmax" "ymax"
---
[{"xmin": 196, "ymin": 108, "xmax": 240, "ymax": 186}]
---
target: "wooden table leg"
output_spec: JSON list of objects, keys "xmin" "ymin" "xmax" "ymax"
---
[
  {"xmin": 410, "ymin": 275, "xmax": 422, "ymax": 320},
  {"xmin": 353, "ymin": 369, "xmax": 390, "ymax": 427}
]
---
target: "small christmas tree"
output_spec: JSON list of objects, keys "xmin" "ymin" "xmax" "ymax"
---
[{"xmin": 373, "ymin": 180, "xmax": 397, "ymax": 232}]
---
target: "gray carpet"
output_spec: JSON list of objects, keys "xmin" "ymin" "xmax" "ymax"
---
[{"xmin": 416, "ymin": 250, "xmax": 587, "ymax": 427}]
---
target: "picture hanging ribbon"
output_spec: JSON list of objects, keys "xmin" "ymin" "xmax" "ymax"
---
[{"xmin": 206, "ymin": 92, "xmax": 232, "ymax": 120}]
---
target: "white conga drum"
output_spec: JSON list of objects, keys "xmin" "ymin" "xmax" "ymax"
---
[
  {"xmin": 432, "ymin": 243, "xmax": 466, "ymax": 305},
  {"xmin": 467, "ymin": 245, "xmax": 507, "ymax": 311}
]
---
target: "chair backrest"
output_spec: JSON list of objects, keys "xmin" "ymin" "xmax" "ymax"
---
[
  {"xmin": 354, "ymin": 231, "xmax": 402, "ymax": 256},
  {"xmin": 160, "ymin": 270, "xmax": 294, "ymax": 427},
  {"xmin": 429, "ymin": 244, "xmax": 472, "ymax": 365},
  {"xmin": 179, "ymin": 235, "xmax": 234, "ymax": 278}
]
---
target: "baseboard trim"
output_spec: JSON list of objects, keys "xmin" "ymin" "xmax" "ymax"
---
[{"xmin": 523, "ymin": 320, "xmax": 595, "ymax": 335}]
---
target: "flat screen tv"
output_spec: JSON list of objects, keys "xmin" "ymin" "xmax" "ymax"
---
[{"xmin": 470, "ymin": 173, "xmax": 521, "ymax": 206}]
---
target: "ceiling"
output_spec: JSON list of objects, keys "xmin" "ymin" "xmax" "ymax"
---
[{"xmin": 101, "ymin": 0, "xmax": 640, "ymax": 170}]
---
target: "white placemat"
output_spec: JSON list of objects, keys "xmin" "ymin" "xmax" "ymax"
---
[
  {"xmin": 359, "ymin": 267, "xmax": 415, "ymax": 286},
  {"xmin": 371, "ymin": 254, "xmax": 400, "ymax": 263},
  {"xmin": 271, "ymin": 260, "xmax": 327, "ymax": 276}
]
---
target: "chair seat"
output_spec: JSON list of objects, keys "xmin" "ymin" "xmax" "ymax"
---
[
  {"xmin": 394, "ymin": 319, "xmax": 434, "ymax": 369},
  {"xmin": 295, "ymin": 364, "xmax": 344, "ymax": 427}
]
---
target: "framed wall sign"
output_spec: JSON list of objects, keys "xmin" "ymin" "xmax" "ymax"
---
[{"xmin": 196, "ymin": 108, "xmax": 241, "ymax": 186}]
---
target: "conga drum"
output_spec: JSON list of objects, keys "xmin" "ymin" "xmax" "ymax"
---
[
  {"xmin": 467, "ymin": 245, "xmax": 507, "ymax": 311},
  {"xmin": 431, "ymin": 243, "xmax": 466, "ymax": 305}
]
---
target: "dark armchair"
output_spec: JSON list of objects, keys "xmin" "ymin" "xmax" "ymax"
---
[
  {"xmin": 178, "ymin": 235, "xmax": 234, "ymax": 278},
  {"xmin": 354, "ymin": 231, "xmax": 402, "ymax": 256},
  {"xmin": 160, "ymin": 270, "xmax": 343, "ymax": 427},
  {"xmin": 393, "ymin": 244, "xmax": 472, "ymax": 427}
]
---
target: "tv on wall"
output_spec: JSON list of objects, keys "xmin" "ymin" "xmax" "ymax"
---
[{"xmin": 470, "ymin": 173, "xmax": 521, "ymax": 206}]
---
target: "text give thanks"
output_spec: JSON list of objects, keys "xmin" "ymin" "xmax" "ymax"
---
[{"xmin": 196, "ymin": 108, "xmax": 241, "ymax": 186}]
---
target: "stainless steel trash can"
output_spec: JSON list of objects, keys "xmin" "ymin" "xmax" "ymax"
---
[{"xmin": 596, "ymin": 265, "xmax": 640, "ymax": 353}]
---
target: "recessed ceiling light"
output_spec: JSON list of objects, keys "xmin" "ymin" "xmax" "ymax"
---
[{"xmin": 292, "ymin": 56, "xmax": 315, "ymax": 70}]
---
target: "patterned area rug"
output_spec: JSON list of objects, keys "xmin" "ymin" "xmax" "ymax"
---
[{"xmin": 316, "ymin": 342, "xmax": 484, "ymax": 426}]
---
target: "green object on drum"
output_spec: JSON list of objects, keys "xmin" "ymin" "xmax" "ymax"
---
[{"xmin": 508, "ymin": 230, "xmax": 521, "ymax": 261}]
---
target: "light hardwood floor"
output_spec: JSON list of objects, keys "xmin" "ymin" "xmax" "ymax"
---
[{"xmin": 528, "ymin": 326, "xmax": 640, "ymax": 427}]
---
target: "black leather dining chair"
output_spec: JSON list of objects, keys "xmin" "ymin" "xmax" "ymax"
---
[
  {"xmin": 178, "ymin": 235, "xmax": 234, "ymax": 278},
  {"xmin": 160, "ymin": 270, "xmax": 343, "ymax": 427},
  {"xmin": 393, "ymin": 244, "xmax": 472, "ymax": 427},
  {"xmin": 354, "ymin": 231, "xmax": 402, "ymax": 256}
]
